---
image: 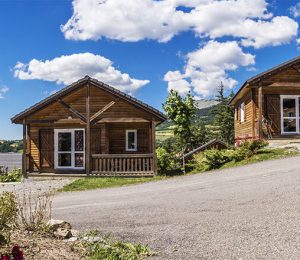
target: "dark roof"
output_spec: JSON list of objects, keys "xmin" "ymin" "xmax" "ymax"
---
[
  {"xmin": 229, "ymin": 56, "xmax": 300, "ymax": 105},
  {"xmin": 183, "ymin": 139, "xmax": 227, "ymax": 159},
  {"xmin": 11, "ymin": 76, "xmax": 167, "ymax": 123}
]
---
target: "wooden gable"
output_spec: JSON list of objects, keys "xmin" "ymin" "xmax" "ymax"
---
[{"xmin": 12, "ymin": 77, "xmax": 166, "ymax": 124}]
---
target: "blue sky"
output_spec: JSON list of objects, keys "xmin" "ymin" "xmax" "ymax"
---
[{"xmin": 0, "ymin": 0, "xmax": 300, "ymax": 139}]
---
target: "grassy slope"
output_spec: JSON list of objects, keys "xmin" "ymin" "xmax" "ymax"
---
[
  {"xmin": 60, "ymin": 176, "xmax": 167, "ymax": 192},
  {"xmin": 60, "ymin": 148, "xmax": 299, "ymax": 192},
  {"xmin": 220, "ymin": 148, "xmax": 299, "ymax": 170}
]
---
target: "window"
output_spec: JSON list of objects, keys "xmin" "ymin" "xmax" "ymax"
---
[
  {"xmin": 240, "ymin": 102, "xmax": 245, "ymax": 123},
  {"xmin": 235, "ymin": 107, "xmax": 239, "ymax": 121},
  {"xmin": 281, "ymin": 96, "xmax": 299, "ymax": 134},
  {"xmin": 55, "ymin": 129, "xmax": 85, "ymax": 169},
  {"xmin": 126, "ymin": 130, "xmax": 137, "ymax": 151}
]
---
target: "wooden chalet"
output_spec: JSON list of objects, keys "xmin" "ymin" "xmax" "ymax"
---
[
  {"xmin": 229, "ymin": 56, "xmax": 300, "ymax": 143},
  {"xmin": 11, "ymin": 76, "xmax": 167, "ymax": 177}
]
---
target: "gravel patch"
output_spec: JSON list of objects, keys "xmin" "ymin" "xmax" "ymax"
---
[{"xmin": 0, "ymin": 178, "xmax": 75, "ymax": 195}]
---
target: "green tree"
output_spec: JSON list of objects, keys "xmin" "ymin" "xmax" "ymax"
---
[
  {"xmin": 189, "ymin": 118, "xmax": 208, "ymax": 150},
  {"xmin": 213, "ymin": 82, "xmax": 234, "ymax": 144},
  {"xmin": 163, "ymin": 90, "xmax": 197, "ymax": 173}
]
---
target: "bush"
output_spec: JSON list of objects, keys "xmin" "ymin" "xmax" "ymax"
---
[
  {"xmin": 88, "ymin": 236, "xmax": 153, "ymax": 259},
  {"xmin": 0, "ymin": 190, "xmax": 53, "ymax": 235},
  {"xmin": 17, "ymin": 191, "xmax": 53, "ymax": 233},
  {"xmin": 236, "ymin": 139, "xmax": 268, "ymax": 159},
  {"xmin": 202, "ymin": 149, "xmax": 232, "ymax": 170},
  {"xmin": 0, "ymin": 192, "xmax": 18, "ymax": 245},
  {"xmin": 0, "ymin": 168, "xmax": 22, "ymax": 183},
  {"xmin": 190, "ymin": 139, "xmax": 269, "ymax": 172},
  {"xmin": 156, "ymin": 147, "xmax": 177, "ymax": 175},
  {"xmin": 191, "ymin": 149, "xmax": 231, "ymax": 171},
  {"xmin": 0, "ymin": 192, "xmax": 18, "ymax": 229}
]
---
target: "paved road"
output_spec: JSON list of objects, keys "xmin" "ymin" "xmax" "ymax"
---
[{"xmin": 53, "ymin": 156, "xmax": 300, "ymax": 259}]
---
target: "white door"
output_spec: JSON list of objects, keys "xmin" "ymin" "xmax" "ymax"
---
[{"xmin": 54, "ymin": 129, "xmax": 85, "ymax": 169}]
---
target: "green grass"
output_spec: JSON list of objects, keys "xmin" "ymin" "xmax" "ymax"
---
[
  {"xmin": 220, "ymin": 148, "xmax": 299, "ymax": 170},
  {"xmin": 60, "ymin": 176, "xmax": 167, "ymax": 192},
  {"xmin": 60, "ymin": 148, "xmax": 299, "ymax": 192}
]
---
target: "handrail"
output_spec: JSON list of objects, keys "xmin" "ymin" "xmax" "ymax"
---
[
  {"xmin": 92, "ymin": 154, "xmax": 153, "ymax": 158},
  {"xmin": 91, "ymin": 153, "xmax": 154, "ymax": 176}
]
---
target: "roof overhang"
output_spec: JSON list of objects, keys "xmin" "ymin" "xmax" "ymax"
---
[
  {"xmin": 11, "ymin": 76, "xmax": 167, "ymax": 124},
  {"xmin": 229, "ymin": 55, "xmax": 300, "ymax": 106}
]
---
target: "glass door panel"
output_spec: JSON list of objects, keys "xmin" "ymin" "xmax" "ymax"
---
[
  {"xmin": 282, "ymin": 98, "xmax": 296, "ymax": 117},
  {"xmin": 283, "ymin": 119, "xmax": 296, "ymax": 132},
  {"xmin": 282, "ymin": 97, "xmax": 297, "ymax": 133},
  {"xmin": 74, "ymin": 130, "xmax": 84, "ymax": 168},
  {"xmin": 55, "ymin": 129, "xmax": 85, "ymax": 168},
  {"xmin": 58, "ymin": 132, "xmax": 72, "ymax": 167}
]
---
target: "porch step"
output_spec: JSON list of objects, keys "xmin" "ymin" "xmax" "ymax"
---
[{"xmin": 28, "ymin": 173, "xmax": 86, "ymax": 179}]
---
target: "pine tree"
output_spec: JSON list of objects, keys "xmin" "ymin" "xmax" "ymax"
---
[{"xmin": 214, "ymin": 83, "xmax": 234, "ymax": 144}]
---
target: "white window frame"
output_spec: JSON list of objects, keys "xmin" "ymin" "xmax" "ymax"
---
[
  {"xmin": 240, "ymin": 102, "xmax": 245, "ymax": 123},
  {"xmin": 54, "ymin": 129, "xmax": 85, "ymax": 169},
  {"xmin": 280, "ymin": 95, "xmax": 300, "ymax": 134},
  {"xmin": 126, "ymin": 130, "xmax": 137, "ymax": 152}
]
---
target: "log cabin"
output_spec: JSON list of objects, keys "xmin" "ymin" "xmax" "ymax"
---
[
  {"xmin": 229, "ymin": 56, "xmax": 300, "ymax": 144},
  {"xmin": 11, "ymin": 76, "xmax": 167, "ymax": 177}
]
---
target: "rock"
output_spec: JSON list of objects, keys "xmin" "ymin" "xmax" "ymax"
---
[
  {"xmin": 70, "ymin": 229, "xmax": 80, "ymax": 237},
  {"xmin": 83, "ymin": 236, "xmax": 101, "ymax": 243},
  {"xmin": 48, "ymin": 219, "xmax": 72, "ymax": 231},
  {"xmin": 68, "ymin": 237, "xmax": 78, "ymax": 242},
  {"xmin": 53, "ymin": 228, "xmax": 72, "ymax": 239}
]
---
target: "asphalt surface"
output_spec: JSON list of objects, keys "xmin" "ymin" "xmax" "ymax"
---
[{"xmin": 53, "ymin": 156, "xmax": 300, "ymax": 259}]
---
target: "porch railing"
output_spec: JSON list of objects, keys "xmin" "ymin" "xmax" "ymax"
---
[{"xmin": 91, "ymin": 154, "xmax": 154, "ymax": 176}]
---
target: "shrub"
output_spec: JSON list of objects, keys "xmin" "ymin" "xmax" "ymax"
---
[
  {"xmin": 191, "ymin": 149, "xmax": 231, "ymax": 171},
  {"xmin": 188, "ymin": 153, "xmax": 206, "ymax": 172},
  {"xmin": 0, "ymin": 192, "xmax": 18, "ymax": 245},
  {"xmin": 88, "ymin": 236, "xmax": 153, "ymax": 259},
  {"xmin": 190, "ymin": 139, "xmax": 269, "ymax": 172},
  {"xmin": 156, "ymin": 147, "xmax": 177, "ymax": 175},
  {"xmin": 0, "ymin": 169, "xmax": 22, "ymax": 183},
  {"xmin": 0, "ymin": 192, "xmax": 18, "ymax": 229},
  {"xmin": 236, "ymin": 139, "xmax": 268, "ymax": 159},
  {"xmin": 17, "ymin": 191, "xmax": 53, "ymax": 233},
  {"xmin": 202, "ymin": 149, "xmax": 231, "ymax": 170}
]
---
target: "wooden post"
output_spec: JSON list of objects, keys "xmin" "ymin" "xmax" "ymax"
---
[
  {"xmin": 151, "ymin": 121, "xmax": 157, "ymax": 175},
  {"xmin": 86, "ymin": 83, "xmax": 91, "ymax": 176},
  {"xmin": 251, "ymin": 88, "xmax": 256, "ymax": 139},
  {"xmin": 27, "ymin": 124, "xmax": 31, "ymax": 172},
  {"xmin": 22, "ymin": 119, "xmax": 28, "ymax": 178},
  {"xmin": 258, "ymin": 85, "xmax": 263, "ymax": 139}
]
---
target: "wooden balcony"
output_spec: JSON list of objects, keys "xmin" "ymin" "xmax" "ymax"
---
[{"xmin": 91, "ymin": 154, "xmax": 155, "ymax": 177}]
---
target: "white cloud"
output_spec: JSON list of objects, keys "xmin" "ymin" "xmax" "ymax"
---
[
  {"xmin": 14, "ymin": 53, "xmax": 149, "ymax": 94},
  {"xmin": 0, "ymin": 86, "xmax": 9, "ymax": 99},
  {"xmin": 164, "ymin": 41, "xmax": 255, "ymax": 97},
  {"xmin": 290, "ymin": 3, "xmax": 300, "ymax": 18},
  {"xmin": 61, "ymin": 0, "xmax": 298, "ymax": 48}
]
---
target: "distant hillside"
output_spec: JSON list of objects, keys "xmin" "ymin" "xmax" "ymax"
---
[
  {"xmin": 0, "ymin": 140, "xmax": 23, "ymax": 153},
  {"xmin": 157, "ymin": 99, "xmax": 219, "ymax": 131}
]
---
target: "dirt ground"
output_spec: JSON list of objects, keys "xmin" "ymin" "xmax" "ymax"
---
[{"xmin": 0, "ymin": 231, "xmax": 86, "ymax": 260}]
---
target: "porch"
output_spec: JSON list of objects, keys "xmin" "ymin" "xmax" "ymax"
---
[{"xmin": 27, "ymin": 153, "xmax": 155, "ymax": 177}]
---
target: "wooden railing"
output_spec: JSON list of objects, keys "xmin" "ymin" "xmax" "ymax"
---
[{"xmin": 91, "ymin": 154, "xmax": 155, "ymax": 176}]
